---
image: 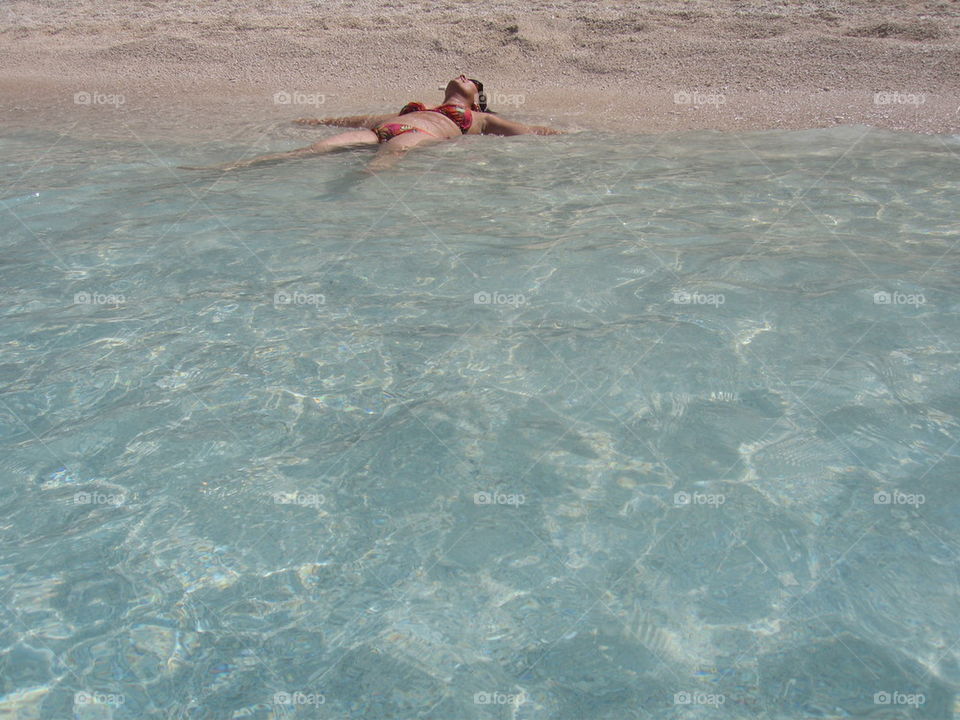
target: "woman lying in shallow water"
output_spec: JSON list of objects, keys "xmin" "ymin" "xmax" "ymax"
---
[{"xmin": 183, "ymin": 75, "xmax": 563, "ymax": 173}]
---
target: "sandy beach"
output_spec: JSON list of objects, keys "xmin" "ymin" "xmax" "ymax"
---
[{"xmin": 1, "ymin": 0, "xmax": 959, "ymax": 138}]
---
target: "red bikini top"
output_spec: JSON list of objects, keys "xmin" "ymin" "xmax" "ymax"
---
[{"xmin": 399, "ymin": 102, "xmax": 473, "ymax": 133}]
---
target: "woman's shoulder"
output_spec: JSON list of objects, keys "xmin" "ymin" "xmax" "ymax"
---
[{"xmin": 467, "ymin": 111, "xmax": 496, "ymax": 133}]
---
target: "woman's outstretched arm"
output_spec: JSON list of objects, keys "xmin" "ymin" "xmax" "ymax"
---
[
  {"xmin": 479, "ymin": 115, "xmax": 565, "ymax": 136},
  {"xmin": 294, "ymin": 114, "xmax": 395, "ymax": 129}
]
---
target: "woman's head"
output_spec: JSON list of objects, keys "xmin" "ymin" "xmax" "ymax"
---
[{"xmin": 443, "ymin": 74, "xmax": 488, "ymax": 111}]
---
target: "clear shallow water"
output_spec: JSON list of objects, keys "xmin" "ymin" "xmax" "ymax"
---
[{"xmin": 1, "ymin": 125, "xmax": 959, "ymax": 719}]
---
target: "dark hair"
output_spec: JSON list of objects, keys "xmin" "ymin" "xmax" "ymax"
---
[{"xmin": 468, "ymin": 78, "xmax": 495, "ymax": 113}]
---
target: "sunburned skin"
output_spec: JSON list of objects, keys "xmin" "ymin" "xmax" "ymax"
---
[{"xmin": 180, "ymin": 74, "xmax": 564, "ymax": 174}]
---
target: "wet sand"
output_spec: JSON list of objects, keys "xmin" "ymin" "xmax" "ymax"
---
[{"xmin": 1, "ymin": 0, "xmax": 959, "ymax": 139}]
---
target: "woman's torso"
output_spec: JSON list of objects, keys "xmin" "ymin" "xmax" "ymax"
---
[{"xmin": 374, "ymin": 103, "xmax": 483, "ymax": 137}]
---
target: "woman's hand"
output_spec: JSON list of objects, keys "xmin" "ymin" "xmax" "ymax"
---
[{"xmin": 532, "ymin": 126, "xmax": 566, "ymax": 136}]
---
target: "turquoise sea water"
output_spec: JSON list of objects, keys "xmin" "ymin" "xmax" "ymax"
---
[{"xmin": 1, "ymin": 124, "xmax": 959, "ymax": 719}]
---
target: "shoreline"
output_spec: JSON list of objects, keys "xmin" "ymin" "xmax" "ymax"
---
[
  {"xmin": 2, "ymin": 0, "xmax": 959, "ymax": 138},
  {"xmin": 2, "ymin": 76, "xmax": 958, "ymax": 143}
]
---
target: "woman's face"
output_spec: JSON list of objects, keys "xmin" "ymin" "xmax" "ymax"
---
[{"xmin": 446, "ymin": 75, "xmax": 478, "ymax": 103}]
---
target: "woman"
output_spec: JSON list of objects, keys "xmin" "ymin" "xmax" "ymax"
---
[{"xmin": 184, "ymin": 76, "xmax": 563, "ymax": 173}]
